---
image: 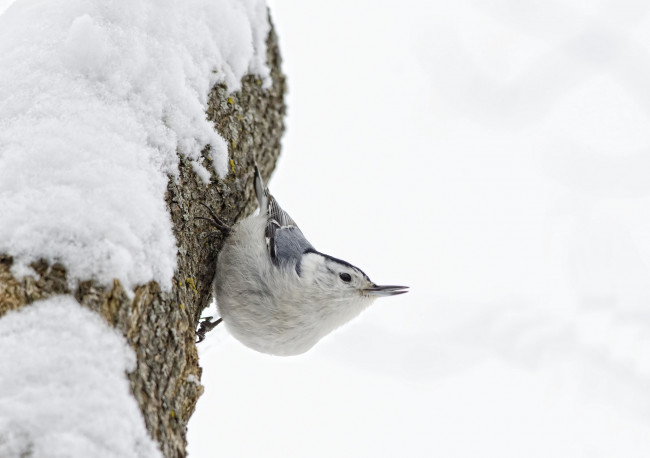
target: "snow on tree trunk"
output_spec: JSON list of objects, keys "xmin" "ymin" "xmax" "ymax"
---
[{"xmin": 0, "ymin": 3, "xmax": 285, "ymax": 457}]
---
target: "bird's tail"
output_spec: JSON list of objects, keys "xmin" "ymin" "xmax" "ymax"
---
[{"xmin": 254, "ymin": 164, "xmax": 268, "ymax": 214}]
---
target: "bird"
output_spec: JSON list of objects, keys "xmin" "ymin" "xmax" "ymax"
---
[{"xmin": 196, "ymin": 164, "xmax": 408, "ymax": 355}]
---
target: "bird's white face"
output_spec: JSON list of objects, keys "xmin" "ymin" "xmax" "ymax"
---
[
  {"xmin": 324, "ymin": 257, "xmax": 374, "ymax": 299},
  {"xmin": 300, "ymin": 251, "xmax": 408, "ymax": 303}
]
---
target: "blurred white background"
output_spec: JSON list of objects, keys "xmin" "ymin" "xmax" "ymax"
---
[{"xmin": 190, "ymin": 1, "xmax": 650, "ymax": 457}]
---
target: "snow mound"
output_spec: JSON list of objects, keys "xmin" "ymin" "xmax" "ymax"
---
[
  {"xmin": 0, "ymin": 296, "xmax": 161, "ymax": 458},
  {"xmin": 0, "ymin": 0, "xmax": 271, "ymax": 290}
]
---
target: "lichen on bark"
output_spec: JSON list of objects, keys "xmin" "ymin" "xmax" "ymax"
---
[{"xmin": 0, "ymin": 14, "xmax": 286, "ymax": 458}]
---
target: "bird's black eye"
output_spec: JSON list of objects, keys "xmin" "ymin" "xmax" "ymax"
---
[{"xmin": 339, "ymin": 273, "xmax": 352, "ymax": 282}]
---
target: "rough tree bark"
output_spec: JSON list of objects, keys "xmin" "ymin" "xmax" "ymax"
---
[{"xmin": 0, "ymin": 14, "xmax": 286, "ymax": 458}]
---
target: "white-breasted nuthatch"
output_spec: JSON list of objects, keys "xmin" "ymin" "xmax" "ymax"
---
[{"xmin": 196, "ymin": 165, "xmax": 408, "ymax": 355}]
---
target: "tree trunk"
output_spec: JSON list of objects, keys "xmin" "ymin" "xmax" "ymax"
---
[{"xmin": 0, "ymin": 14, "xmax": 286, "ymax": 458}]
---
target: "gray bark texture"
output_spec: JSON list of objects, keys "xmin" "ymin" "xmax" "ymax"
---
[{"xmin": 0, "ymin": 14, "xmax": 286, "ymax": 458}]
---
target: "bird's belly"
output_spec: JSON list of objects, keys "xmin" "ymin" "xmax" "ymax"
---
[
  {"xmin": 215, "ymin": 291, "xmax": 322, "ymax": 356},
  {"xmin": 214, "ymin": 245, "xmax": 320, "ymax": 356}
]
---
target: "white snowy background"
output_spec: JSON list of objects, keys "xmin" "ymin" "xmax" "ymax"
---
[
  {"xmin": 1, "ymin": 0, "xmax": 649, "ymax": 457},
  {"xmin": 190, "ymin": 1, "xmax": 650, "ymax": 457}
]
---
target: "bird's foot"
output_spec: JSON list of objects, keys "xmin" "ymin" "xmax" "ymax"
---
[
  {"xmin": 196, "ymin": 316, "xmax": 223, "ymax": 343},
  {"xmin": 195, "ymin": 202, "xmax": 231, "ymax": 236}
]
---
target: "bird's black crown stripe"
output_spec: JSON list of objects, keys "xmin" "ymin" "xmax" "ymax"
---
[{"xmin": 303, "ymin": 248, "xmax": 371, "ymax": 281}]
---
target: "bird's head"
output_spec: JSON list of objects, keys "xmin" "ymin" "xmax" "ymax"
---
[{"xmin": 299, "ymin": 250, "xmax": 408, "ymax": 306}]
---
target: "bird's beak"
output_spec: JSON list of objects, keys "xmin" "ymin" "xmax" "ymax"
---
[{"xmin": 363, "ymin": 285, "xmax": 409, "ymax": 297}]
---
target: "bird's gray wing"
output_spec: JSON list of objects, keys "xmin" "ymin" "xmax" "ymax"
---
[
  {"xmin": 254, "ymin": 165, "xmax": 314, "ymax": 271},
  {"xmin": 265, "ymin": 195, "xmax": 314, "ymax": 271}
]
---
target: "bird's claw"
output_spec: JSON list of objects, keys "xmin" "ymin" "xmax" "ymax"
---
[
  {"xmin": 196, "ymin": 203, "xmax": 231, "ymax": 235},
  {"xmin": 196, "ymin": 316, "xmax": 223, "ymax": 343}
]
